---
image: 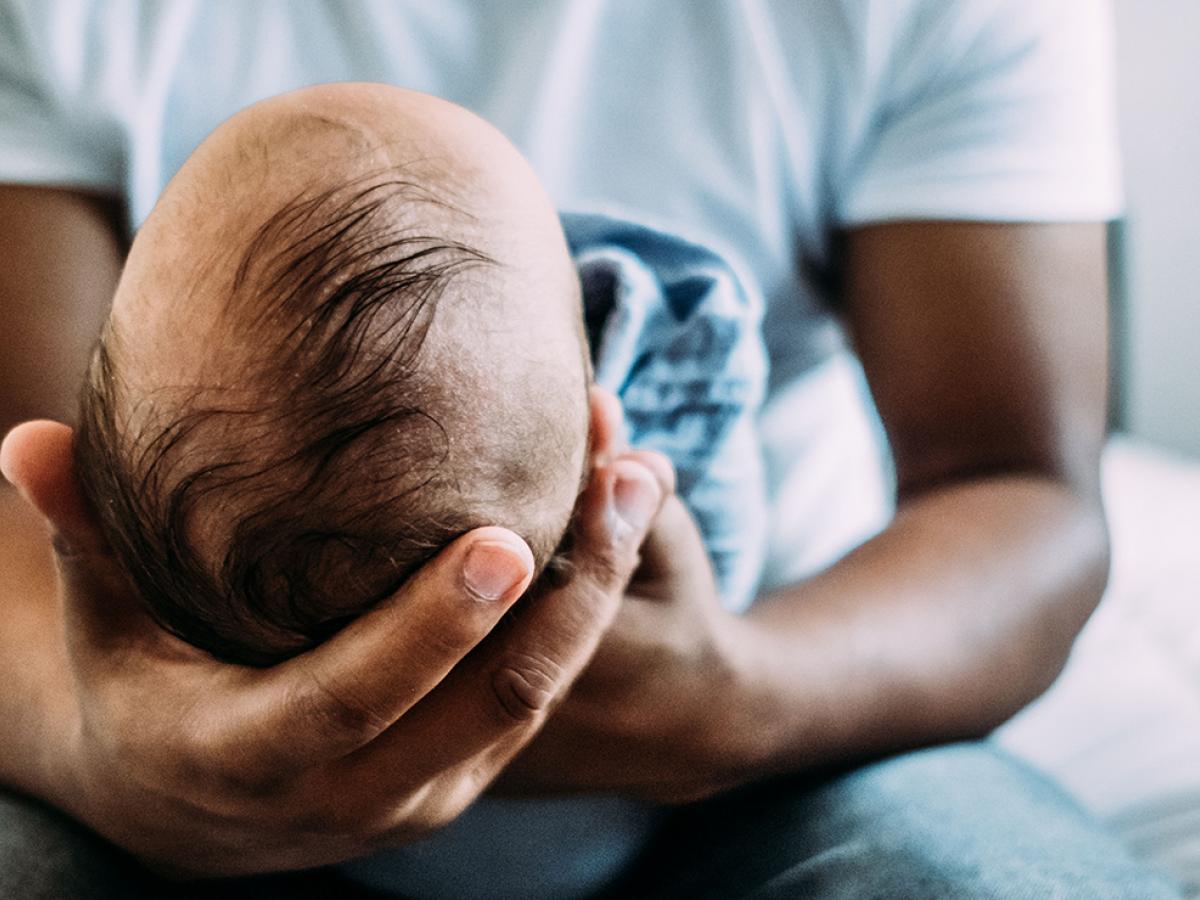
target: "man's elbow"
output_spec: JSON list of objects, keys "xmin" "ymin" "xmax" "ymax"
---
[{"xmin": 1008, "ymin": 486, "xmax": 1112, "ymax": 724}]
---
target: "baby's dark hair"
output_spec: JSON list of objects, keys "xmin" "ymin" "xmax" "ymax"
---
[{"xmin": 76, "ymin": 176, "xmax": 580, "ymax": 666}]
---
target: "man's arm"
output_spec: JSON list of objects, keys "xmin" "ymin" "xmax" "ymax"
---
[
  {"xmin": 499, "ymin": 220, "xmax": 1110, "ymax": 800},
  {"xmin": 737, "ymin": 220, "xmax": 1109, "ymax": 771},
  {"xmin": 0, "ymin": 185, "xmax": 124, "ymax": 800}
]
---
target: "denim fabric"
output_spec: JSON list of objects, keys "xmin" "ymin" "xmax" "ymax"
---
[
  {"xmin": 608, "ymin": 742, "xmax": 1185, "ymax": 900},
  {"xmin": 566, "ymin": 212, "xmax": 768, "ymax": 611},
  {"xmin": 2, "ymin": 743, "xmax": 1183, "ymax": 899}
]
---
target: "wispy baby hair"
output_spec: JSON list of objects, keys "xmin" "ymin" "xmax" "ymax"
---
[{"xmin": 76, "ymin": 174, "xmax": 503, "ymax": 666}]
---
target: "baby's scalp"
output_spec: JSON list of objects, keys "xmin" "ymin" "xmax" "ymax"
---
[{"xmin": 77, "ymin": 85, "xmax": 591, "ymax": 665}]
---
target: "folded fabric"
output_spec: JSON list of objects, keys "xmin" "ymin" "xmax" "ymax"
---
[{"xmin": 568, "ymin": 211, "xmax": 768, "ymax": 610}]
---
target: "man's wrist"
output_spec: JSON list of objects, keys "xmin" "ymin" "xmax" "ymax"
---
[{"xmin": 698, "ymin": 613, "xmax": 807, "ymax": 793}]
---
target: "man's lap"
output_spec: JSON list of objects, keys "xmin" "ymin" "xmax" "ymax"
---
[
  {"xmin": 0, "ymin": 790, "xmax": 142, "ymax": 900},
  {"xmin": 1, "ymin": 742, "xmax": 1181, "ymax": 899},
  {"xmin": 0, "ymin": 789, "xmax": 378, "ymax": 899},
  {"xmin": 608, "ymin": 742, "xmax": 1182, "ymax": 899}
]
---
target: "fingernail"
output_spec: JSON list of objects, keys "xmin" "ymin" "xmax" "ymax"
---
[
  {"xmin": 463, "ymin": 540, "xmax": 532, "ymax": 603},
  {"xmin": 612, "ymin": 467, "xmax": 659, "ymax": 534}
]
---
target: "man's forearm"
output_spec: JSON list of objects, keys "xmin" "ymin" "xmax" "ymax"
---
[{"xmin": 729, "ymin": 473, "xmax": 1108, "ymax": 776}]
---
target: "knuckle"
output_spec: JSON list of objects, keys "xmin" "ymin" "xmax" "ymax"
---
[
  {"xmin": 293, "ymin": 671, "xmax": 391, "ymax": 745},
  {"xmin": 205, "ymin": 752, "xmax": 288, "ymax": 802},
  {"xmin": 416, "ymin": 615, "xmax": 484, "ymax": 661},
  {"xmin": 586, "ymin": 548, "xmax": 622, "ymax": 588},
  {"xmin": 490, "ymin": 652, "xmax": 566, "ymax": 725},
  {"xmin": 439, "ymin": 779, "xmax": 482, "ymax": 824},
  {"xmin": 586, "ymin": 536, "xmax": 640, "ymax": 592}
]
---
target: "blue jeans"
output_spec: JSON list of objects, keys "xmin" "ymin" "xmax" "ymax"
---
[{"xmin": 0, "ymin": 743, "xmax": 1182, "ymax": 899}]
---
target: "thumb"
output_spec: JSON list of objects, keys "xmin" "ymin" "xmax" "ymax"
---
[
  {"xmin": 2, "ymin": 420, "xmax": 154, "ymax": 656},
  {"xmin": 1, "ymin": 420, "xmax": 107, "ymax": 557}
]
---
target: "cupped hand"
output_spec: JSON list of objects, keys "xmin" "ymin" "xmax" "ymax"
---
[
  {"xmin": 496, "ymin": 449, "xmax": 766, "ymax": 805},
  {"xmin": 0, "ymin": 419, "xmax": 667, "ymax": 877}
]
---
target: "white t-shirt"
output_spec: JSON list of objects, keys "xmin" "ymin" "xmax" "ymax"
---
[{"xmin": 0, "ymin": 2, "xmax": 1122, "ymax": 897}]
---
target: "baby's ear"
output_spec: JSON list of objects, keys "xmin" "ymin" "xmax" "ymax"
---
[
  {"xmin": 586, "ymin": 385, "xmax": 627, "ymax": 469},
  {"xmin": 0, "ymin": 420, "xmax": 107, "ymax": 556}
]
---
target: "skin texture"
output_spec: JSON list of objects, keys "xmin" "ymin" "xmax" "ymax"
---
[
  {"xmin": 83, "ymin": 84, "xmax": 594, "ymax": 661},
  {"xmin": 0, "ymin": 81, "xmax": 1111, "ymax": 873}
]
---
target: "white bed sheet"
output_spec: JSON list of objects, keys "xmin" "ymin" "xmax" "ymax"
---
[{"xmin": 998, "ymin": 435, "xmax": 1200, "ymax": 894}]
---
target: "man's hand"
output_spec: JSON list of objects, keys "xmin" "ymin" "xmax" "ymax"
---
[
  {"xmin": 497, "ymin": 452, "xmax": 765, "ymax": 805},
  {"xmin": 0, "ymin": 419, "xmax": 667, "ymax": 877}
]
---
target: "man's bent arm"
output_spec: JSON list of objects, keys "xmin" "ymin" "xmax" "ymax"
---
[{"xmin": 728, "ymin": 222, "xmax": 1109, "ymax": 775}]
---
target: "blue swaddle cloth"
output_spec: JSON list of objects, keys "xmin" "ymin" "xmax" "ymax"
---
[
  {"xmin": 342, "ymin": 213, "xmax": 768, "ymax": 900},
  {"xmin": 569, "ymin": 212, "xmax": 767, "ymax": 611}
]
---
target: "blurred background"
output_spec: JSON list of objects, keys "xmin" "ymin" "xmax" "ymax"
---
[
  {"xmin": 960, "ymin": 7, "xmax": 1200, "ymax": 892},
  {"xmin": 1112, "ymin": 0, "xmax": 1200, "ymax": 457}
]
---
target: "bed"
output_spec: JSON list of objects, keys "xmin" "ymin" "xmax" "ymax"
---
[{"xmin": 998, "ymin": 435, "xmax": 1200, "ymax": 894}]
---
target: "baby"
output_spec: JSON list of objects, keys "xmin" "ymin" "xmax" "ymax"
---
[{"xmin": 75, "ymin": 83, "xmax": 765, "ymax": 669}]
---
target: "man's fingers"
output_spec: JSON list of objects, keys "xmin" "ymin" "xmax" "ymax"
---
[
  {"xmin": 1, "ymin": 421, "xmax": 106, "ymax": 557},
  {"xmin": 1, "ymin": 421, "xmax": 167, "ymax": 657},
  {"xmin": 334, "ymin": 565, "xmax": 615, "ymax": 799},
  {"xmin": 602, "ymin": 457, "xmax": 669, "ymax": 564},
  {"xmin": 336, "ymin": 456, "xmax": 666, "ymax": 795},
  {"xmin": 241, "ymin": 526, "xmax": 535, "ymax": 766},
  {"xmin": 620, "ymin": 449, "xmax": 676, "ymax": 499}
]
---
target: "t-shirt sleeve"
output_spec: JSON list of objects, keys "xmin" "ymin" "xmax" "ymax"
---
[
  {"xmin": 0, "ymin": 0, "xmax": 124, "ymax": 191},
  {"xmin": 836, "ymin": 0, "xmax": 1122, "ymax": 225}
]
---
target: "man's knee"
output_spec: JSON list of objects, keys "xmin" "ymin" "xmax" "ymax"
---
[
  {"xmin": 750, "ymin": 744, "xmax": 1184, "ymax": 900},
  {"xmin": 622, "ymin": 743, "xmax": 1183, "ymax": 900},
  {"xmin": 747, "ymin": 828, "xmax": 1180, "ymax": 900}
]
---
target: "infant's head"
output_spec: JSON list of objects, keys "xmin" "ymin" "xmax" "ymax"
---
[{"xmin": 76, "ymin": 85, "xmax": 596, "ymax": 665}]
